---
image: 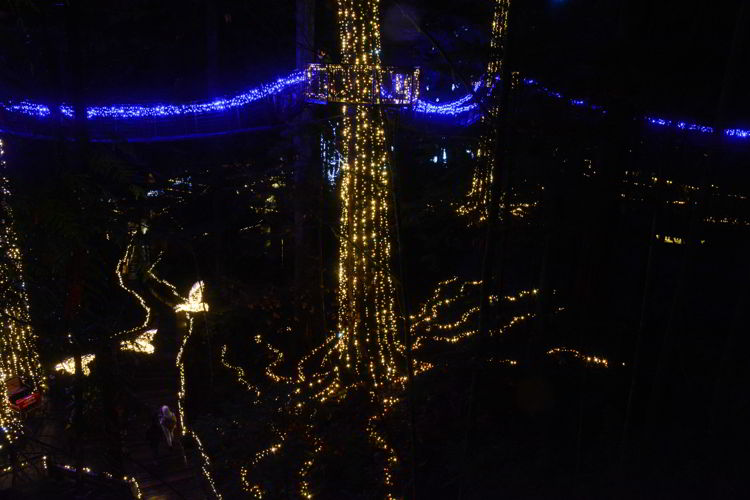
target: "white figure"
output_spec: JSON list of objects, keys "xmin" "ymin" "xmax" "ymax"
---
[{"xmin": 159, "ymin": 405, "xmax": 177, "ymax": 448}]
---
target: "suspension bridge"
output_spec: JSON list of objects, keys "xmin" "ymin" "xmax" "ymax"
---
[{"xmin": 1, "ymin": 68, "xmax": 748, "ymax": 144}]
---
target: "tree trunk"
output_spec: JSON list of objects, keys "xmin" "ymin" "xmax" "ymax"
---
[{"xmin": 296, "ymin": 0, "xmax": 316, "ymax": 70}]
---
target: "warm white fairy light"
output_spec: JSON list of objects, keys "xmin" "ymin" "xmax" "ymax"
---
[
  {"xmin": 366, "ymin": 393, "xmax": 399, "ymax": 495},
  {"xmin": 220, "ymin": 344, "xmax": 262, "ymax": 400},
  {"xmin": 114, "ymin": 237, "xmax": 152, "ymax": 338},
  {"xmin": 332, "ymin": 0, "xmax": 405, "ymax": 390},
  {"xmin": 53, "ymin": 330, "xmax": 156, "ymax": 378},
  {"xmin": 233, "ymin": 4, "xmax": 414, "ymax": 496},
  {"xmin": 147, "ymin": 253, "xmax": 182, "ymax": 299},
  {"xmin": 169, "ymin": 280, "xmax": 222, "ymax": 499},
  {"xmin": 458, "ymin": 0, "xmax": 511, "ymax": 223},
  {"xmin": 174, "ymin": 281, "xmax": 209, "ymax": 313},
  {"xmin": 0, "ymin": 137, "xmax": 46, "ymax": 443},
  {"xmin": 53, "ymin": 241, "xmax": 159, "ymax": 379},
  {"xmin": 120, "ymin": 328, "xmax": 157, "ymax": 354},
  {"xmin": 44, "ymin": 459, "xmax": 143, "ymax": 499},
  {"xmin": 54, "ymin": 353, "xmax": 96, "ymax": 376},
  {"xmin": 240, "ymin": 425, "xmax": 288, "ymax": 499},
  {"xmin": 547, "ymin": 347, "xmax": 609, "ymax": 367},
  {"xmin": 410, "ymin": 277, "xmax": 539, "ymax": 349}
]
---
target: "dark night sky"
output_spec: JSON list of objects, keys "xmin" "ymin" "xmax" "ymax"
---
[{"xmin": 1, "ymin": 0, "xmax": 748, "ymax": 126}]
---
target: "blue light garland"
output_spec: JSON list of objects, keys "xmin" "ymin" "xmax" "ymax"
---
[
  {"xmin": 413, "ymin": 81, "xmax": 482, "ymax": 116},
  {"xmin": 2, "ymin": 69, "xmax": 750, "ymax": 141},
  {"xmin": 3, "ymin": 72, "xmax": 305, "ymax": 120}
]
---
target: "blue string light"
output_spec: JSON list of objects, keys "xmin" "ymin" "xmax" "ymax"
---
[
  {"xmin": 2, "ymin": 72, "xmax": 305, "ymax": 120},
  {"xmin": 2, "ymin": 70, "xmax": 750, "ymax": 141}
]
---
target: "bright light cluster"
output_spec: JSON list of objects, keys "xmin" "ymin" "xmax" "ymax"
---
[
  {"xmin": 0, "ymin": 137, "xmax": 46, "ymax": 443},
  {"xmin": 174, "ymin": 281, "xmax": 209, "ymax": 313},
  {"xmin": 54, "ymin": 329, "xmax": 158, "ymax": 376},
  {"xmin": 120, "ymin": 328, "xmax": 158, "ymax": 354},
  {"xmin": 54, "ymin": 353, "xmax": 96, "ymax": 376}
]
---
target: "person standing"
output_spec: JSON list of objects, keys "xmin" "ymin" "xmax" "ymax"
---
[{"xmin": 158, "ymin": 405, "xmax": 177, "ymax": 448}]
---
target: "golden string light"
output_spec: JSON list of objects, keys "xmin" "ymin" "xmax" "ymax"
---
[
  {"xmin": 45, "ymin": 459, "xmax": 143, "ymax": 499},
  {"xmin": 329, "ymin": 6, "xmax": 413, "ymax": 492},
  {"xmin": 220, "ymin": 344, "xmax": 262, "ymax": 400},
  {"xmin": 410, "ymin": 277, "xmax": 539, "ymax": 349},
  {"xmin": 174, "ymin": 281, "xmax": 209, "ymax": 313},
  {"xmin": 120, "ymin": 328, "xmax": 158, "ymax": 354},
  {"xmin": 240, "ymin": 424, "xmax": 288, "ymax": 499},
  {"xmin": 335, "ymin": 108, "xmax": 401, "ymax": 383},
  {"xmin": 54, "ymin": 353, "xmax": 96, "ymax": 376},
  {"xmin": 298, "ymin": 424, "xmax": 322, "ymax": 500},
  {"xmin": 0, "ymin": 137, "xmax": 46, "ymax": 443},
  {"xmin": 114, "ymin": 236, "xmax": 152, "ymax": 338},
  {"xmin": 147, "ymin": 253, "xmax": 182, "ymax": 301},
  {"xmin": 366, "ymin": 392, "xmax": 399, "ymax": 498},
  {"xmin": 546, "ymin": 347, "xmax": 609, "ymax": 367},
  {"xmin": 54, "ymin": 329, "xmax": 158, "ymax": 377},
  {"xmin": 170, "ymin": 280, "xmax": 222, "ymax": 499},
  {"xmin": 458, "ymin": 0, "xmax": 511, "ymax": 223}
]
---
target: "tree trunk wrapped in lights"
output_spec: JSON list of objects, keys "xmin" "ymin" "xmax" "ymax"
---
[
  {"xmin": 458, "ymin": 0, "xmax": 511, "ymax": 223},
  {"xmin": 334, "ymin": 0, "xmax": 403, "ymax": 387},
  {"xmin": 0, "ymin": 138, "xmax": 45, "ymax": 442}
]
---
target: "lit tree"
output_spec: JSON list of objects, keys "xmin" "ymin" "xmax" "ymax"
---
[
  {"xmin": 0, "ymin": 138, "xmax": 45, "ymax": 443},
  {"xmin": 334, "ymin": 0, "xmax": 403, "ymax": 386},
  {"xmin": 458, "ymin": 0, "xmax": 511, "ymax": 223}
]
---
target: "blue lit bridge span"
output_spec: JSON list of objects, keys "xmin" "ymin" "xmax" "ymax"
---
[{"xmin": 1, "ymin": 69, "xmax": 749, "ymax": 144}]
